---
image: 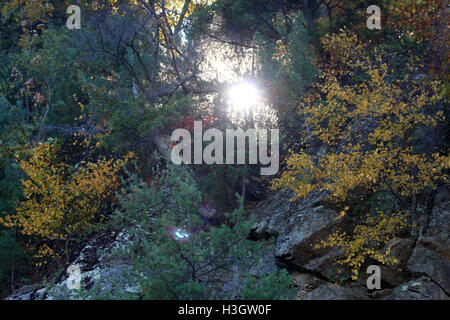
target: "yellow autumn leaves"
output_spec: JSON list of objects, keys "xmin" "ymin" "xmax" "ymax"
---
[
  {"xmin": 0, "ymin": 142, "xmax": 132, "ymax": 256},
  {"xmin": 316, "ymin": 212, "xmax": 409, "ymax": 280},
  {"xmin": 275, "ymin": 30, "xmax": 448, "ymax": 203},
  {"xmin": 274, "ymin": 147, "xmax": 449, "ymax": 204},
  {"xmin": 273, "ymin": 30, "xmax": 449, "ymax": 278}
]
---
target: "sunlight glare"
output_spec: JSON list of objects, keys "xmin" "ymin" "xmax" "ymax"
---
[{"xmin": 228, "ymin": 81, "xmax": 259, "ymax": 113}]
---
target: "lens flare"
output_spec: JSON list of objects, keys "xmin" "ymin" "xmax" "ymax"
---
[
  {"xmin": 168, "ymin": 226, "xmax": 190, "ymax": 242},
  {"xmin": 228, "ymin": 81, "xmax": 259, "ymax": 112}
]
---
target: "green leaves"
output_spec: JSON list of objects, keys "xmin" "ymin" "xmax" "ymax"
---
[
  {"xmin": 103, "ymin": 164, "xmax": 286, "ymax": 300},
  {"xmin": 242, "ymin": 269, "xmax": 295, "ymax": 300}
]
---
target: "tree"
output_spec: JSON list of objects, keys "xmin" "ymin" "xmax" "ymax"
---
[
  {"xmin": 0, "ymin": 142, "xmax": 130, "ymax": 260},
  {"xmin": 273, "ymin": 30, "xmax": 449, "ymax": 278},
  {"xmin": 387, "ymin": 0, "xmax": 448, "ymax": 79},
  {"xmin": 257, "ymin": 11, "xmax": 317, "ymax": 139},
  {"xmin": 102, "ymin": 165, "xmax": 292, "ymax": 299}
]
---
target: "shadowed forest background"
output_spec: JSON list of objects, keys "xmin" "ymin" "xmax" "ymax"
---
[{"xmin": 0, "ymin": 0, "xmax": 448, "ymax": 300}]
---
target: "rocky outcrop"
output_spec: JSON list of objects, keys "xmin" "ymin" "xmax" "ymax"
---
[
  {"xmin": 384, "ymin": 277, "xmax": 449, "ymax": 300},
  {"xmin": 291, "ymin": 272, "xmax": 325, "ymax": 299},
  {"xmin": 250, "ymin": 191, "xmax": 351, "ymax": 279},
  {"xmin": 379, "ymin": 237, "xmax": 414, "ymax": 287},
  {"xmin": 6, "ymin": 186, "xmax": 449, "ymax": 300},
  {"xmin": 249, "ymin": 190, "xmax": 373, "ymax": 299},
  {"xmin": 419, "ymin": 188, "xmax": 450, "ymax": 255},
  {"xmin": 219, "ymin": 246, "xmax": 280, "ymax": 299},
  {"xmin": 6, "ymin": 285, "xmax": 47, "ymax": 301},
  {"xmin": 305, "ymin": 282, "xmax": 368, "ymax": 300},
  {"xmin": 405, "ymin": 188, "xmax": 450, "ymax": 295},
  {"xmin": 7, "ymin": 230, "xmax": 136, "ymax": 300},
  {"xmin": 292, "ymin": 271, "xmax": 368, "ymax": 300},
  {"xmin": 250, "ymin": 186, "xmax": 450, "ymax": 300},
  {"xmin": 407, "ymin": 246, "xmax": 450, "ymax": 295}
]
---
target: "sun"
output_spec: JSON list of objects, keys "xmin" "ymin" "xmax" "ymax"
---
[{"xmin": 228, "ymin": 81, "xmax": 259, "ymax": 113}]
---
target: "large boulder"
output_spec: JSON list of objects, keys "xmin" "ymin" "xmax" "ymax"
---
[
  {"xmin": 407, "ymin": 245, "xmax": 450, "ymax": 295},
  {"xmin": 379, "ymin": 237, "xmax": 415, "ymax": 287},
  {"xmin": 250, "ymin": 191, "xmax": 351, "ymax": 279},
  {"xmin": 5, "ymin": 285, "xmax": 45, "ymax": 300},
  {"xmin": 6, "ymin": 230, "xmax": 137, "ymax": 300},
  {"xmin": 407, "ymin": 187, "xmax": 450, "ymax": 294},
  {"xmin": 305, "ymin": 282, "xmax": 368, "ymax": 300},
  {"xmin": 291, "ymin": 272, "xmax": 325, "ymax": 299},
  {"xmin": 420, "ymin": 187, "xmax": 450, "ymax": 255},
  {"xmin": 384, "ymin": 276, "xmax": 449, "ymax": 300}
]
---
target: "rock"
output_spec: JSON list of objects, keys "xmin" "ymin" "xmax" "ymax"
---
[
  {"xmin": 291, "ymin": 272, "xmax": 324, "ymax": 299},
  {"xmin": 305, "ymin": 282, "xmax": 368, "ymax": 300},
  {"xmin": 386, "ymin": 237, "xmax": 415, "ymax": 265},
  {"xmin": 7, "ymin": 185, "xmax": 449, "ymax": 300},
  {"xmin": 274, "ymin": 204, "xmax": 342, "ymax": 265},
  {"xmin": 218, "ymin": 265, "xmax": 245, "ymax": 300},
  {"xmin": 249, "ymin": 246, "xmax": 280, "ymax": 277},
  {"xmin": 302, "ymin": 249, "xmax": 343, "ymax": 280},
  {"xmin": 125, "ymin": 285, "xmax": 141, "ymax": 294},
  {"xmin": 407, "ymin": 245, "xmax": 450, "ymax": 294},
  {"xmin": 34, "ymin": 287, "xmax": 47, "ymax": 300},
  {"xmin": 6, "ymin": 229, "xmax": 138, "ymax": 300},
  {"xmin": 379, "ymin": 237, "xmax": 414, "ymax": 287},
  {"xmin": 251, "ymin": 191, "xmax": 350, "ymax": 277},
  {"xmin": 11, "ymin": 291, "xmax": 33, "ymax": 300},
  {"xmin": 6, "ymin": 291, "xmax": 32, "ymax": 301},
  {"xmin": 420, "ymin": 187, "xmax": 450, "ymax": 256},
  {"xmin": 406, "ymin": 187, "xmax": 450, "ymax": 294},
  {"xmin": 367, "ymin": 288, "xmax": 392, "ymax": 299},
  {"xmin": 154, "ymin": 134, "xmax": 172, "ymax": 161},
  {"xmin": 218, "ymin": 246, "xmax": 280, "ymax": 299},
  {"xmin": 384, "ymin": 276, "xmax": 449, "ymax": 300},
  {"xmin": 6, "ymin": 285, "xmax": 46, "ymax": 301}
]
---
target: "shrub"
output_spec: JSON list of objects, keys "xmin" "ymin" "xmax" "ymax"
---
[
  {"xmin": 273, "ymin": 30, "xmax": 449, "ymax": 278},
  {"xmin": 241, "ymin": 270, "xmax": 296, "ymax": 300},
  {"xmin": 105, "ymin": 164, "xmax": 292, "ymax": 299},
  {"xmin": 0, "ymin": 142, "xmax": 130, "ymax": 259}
]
